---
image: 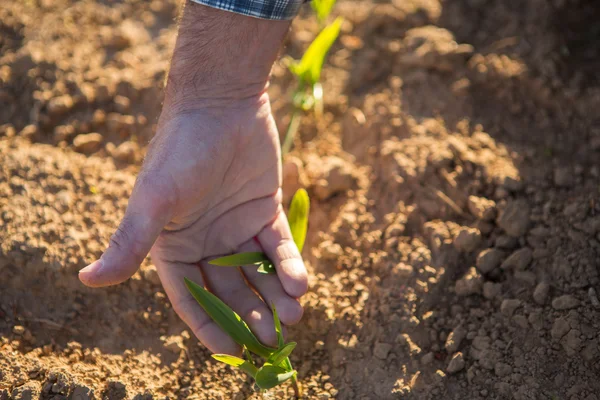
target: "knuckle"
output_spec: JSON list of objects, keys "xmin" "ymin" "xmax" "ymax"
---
[
  {"xmin": 275, "ymin": 238, "xmax": 301, "ymax": 262},
  {"xmin": 109, "ymin": 217, "xmax": 146, "ymax": 264}
]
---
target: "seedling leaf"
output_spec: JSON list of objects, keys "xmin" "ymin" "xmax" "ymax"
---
[
  {"xmin": 288, "ymin": 188, "xmax": 310, "ymax": 253},
  {"xmin": 184, "ymin": 278, "xmax": 275, "ymax": 358},
  {"xmin": 209, "ymin": 252, "xmax": 270, "ymax": 267},
  {"xmin": 256, "ymin": 260, "xmax": 276, "ymax": 275},
  {"xmin": 212, "ymin": 354, "xmax": 246, "ymax": 367},
  {"xmin": 244, "ymin": 346, "xmax": 255, "ymax": 366},
  {"xmin": 311, "ymin": 0, "xmax": 337, "ymax": 23},
  {"xmin": 255, "ymin": 365, "xmax": 297, "ymax": 390},
  {"xmin": 267, "ymin": 342, "xmax": 297, "ymax": 366},
  {"xmin": 289, "ymin": 17, "xmax": 343, "ymax": 86},
  {"xmin": 212, "ymin": 354, "xmax": 258, "ymax": 377},
  {"xmin": 272, "ymin": 302, "xmax": 285, "ymax": 348}
]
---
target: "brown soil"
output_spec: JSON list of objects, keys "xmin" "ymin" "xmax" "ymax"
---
[{"xmin": 2, "ymin": 0, "xmax": 600, "ymax": 399}]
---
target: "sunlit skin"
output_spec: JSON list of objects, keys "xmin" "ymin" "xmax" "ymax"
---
[{"xmin": 79, "ymin": 2, "xmax": 308, "ymax": 355}]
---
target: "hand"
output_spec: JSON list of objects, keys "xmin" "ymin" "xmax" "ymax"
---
[{"xmin": 78, "ymin": 2, "xmax": 308, "ymax": 355}]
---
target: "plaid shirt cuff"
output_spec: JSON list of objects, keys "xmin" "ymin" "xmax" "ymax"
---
[{"xmin": 190, "ymin": 0, "xmax": 305, "ymax": 20}]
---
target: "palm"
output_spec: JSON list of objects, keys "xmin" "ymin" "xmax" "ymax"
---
[{"xmin": 80, "ymin": 97, "xmax": 307, "ymax": 355}]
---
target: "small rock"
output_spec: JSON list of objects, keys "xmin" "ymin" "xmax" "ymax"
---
[
  {"xmin": 421, "ymin": 352, "xmax": 434, "ymax": 365},
  {"xmin": 1, "ymin": 124, "xmax": 16, "ymax": 137},
  {"xmin": 513, "ymin": 314, "xmax": 529, "ymax": 329},
  {"xmin": 495, "ymin": 235, "xmax": 518, "ymax": 249},
  {"xmin": 162, "ymin": 335, "xmax": 186, "ymax": 354},
  {"xmin": 398, "ymin": 26, "xmax": 473, "ymax": 72},
  {"xmin": 533, "ymin": 282, "xmax": 550, "ymax": 305},
  {"xmin": 142, "ymin": 266, "xmax": 160, "ymax": 285},
  {"xmin": 312, "ymin": 156, "xmax": 357, "ymax": 201},
  {"xmin": 552, "ymin": 295, "xmax": 580, "ymax": 310},
  {"xmin": 528, "ymin": 311, "xmax": 543, "ymax": 331},
  {"xmin": 54, "ymin": 125, "xmax": 76, "ymax": 142},
  {"xmin": 13, "ymin": 325, "xmax": 25, "ymax": 335},
  {"xmin": 562, "ymin": 329, "xmax": 582, "ymax": 355},
  {"xmin": 581, "ymin": 341, "xmax": 599, "ymax": 362},
  {"xmin": 453, "ymin": 227, "xmax": 482, "ymax": 253},
  {"xmin": 92, "ymin": 109, "xmax": 106, "ymax": 126},
  {"xmin": 47, "ymin": 95, "xmax": 74, "ymax": 116},
  {"xmin": 472, "ymin": 336, "xmax": 491, "ymax": 350},
  {"xmin": 395, "ymin": 262, "xmax": 414, "ymax": 279},
  {"xmin": 476, "ymin": 248, "xmax": 505, "ymax": 274},
  {"xmin": 446, "ymin": 352, "xmax": 465, "ymax": 374},
  {"xmin": 396, "ymin": 334, "xmax": 421, "ymax": 355},
  {"xmin": 501, "ymin": 247, "xmax": 532, "ymax": 270},
  {"xmin": 104, "ymin": 381, "xmax": 127, "ymax": 400},
  {"xmin": 494, "ymin": 362, "xmax": 512, "ymax": 377},
  {"xmin": 500, "ymin": 299, "xmax": 521, "ymax": 317},
  {"xmin": 455, "ymin": 267, "xmax": 482, "ymax": 296},
  {"xmin": 19, "ymin": 124, "xmax": 38, "ymax": 140},
  {"xmin": 319, "ymin": 241, "xmax": 343, "ymax": 261},
  {"xmin": 553, "ymin": 166, "xmax": 574, "ymax": 187},
  {"xmin": 514, "ymin": 270, "xmax": 536, "ymax": 286},
  {"xmin": 374, "ymin": 342, "xmax": 392, "ymax": 360},
  {"xmin": 466, "ymin": 366, "xmax": 476, "ymax": 384},
  {"xmin": 497, "ymin": 199, "xmax": 530, "ymax": 237},
  {"xmin": 73, "ymin": 133, "xmax": 103, "ymax": 154},
  {"xmin": 483, "ymin": 281, "xmax": 502, "ymax": 300},
  {"xmin": 478, "ymin": 349, "xmax": 498, "ymax": 370},
  {"xmin": 445, "ymin": 325, "xmax": 467, "ymax": 353},
  {"xmin": 114, "ymin": 95, "xmax": 130, "ymax": 113},
  {"xmin": 495, "ymin": 382, "xmax": 511, "ymax": 397},
  {"xmin": 71, "ymin": 385, "xmax": 93, "ymax": 400},
  {"xmin": 551, "ymin": 317, "xmax": 570, "ymax": 340},
  {"xmin": 467, "ymin": 195, "xmax": 496, "ymax": 221},
  {"xmin": 112, "ymin": 141, "xmax": 138, "ymax": 163},
  {"xmin": 47, "ymin": 370, "xmax": 70, "ymax": 395}
]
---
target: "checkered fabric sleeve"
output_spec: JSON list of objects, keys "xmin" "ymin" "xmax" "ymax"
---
[{"xmin": 190, "ymin": 0, "xmax": 306, "ymax": 20}]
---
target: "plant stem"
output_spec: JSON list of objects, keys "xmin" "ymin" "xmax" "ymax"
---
[
  {"xmin": 284, "ymin": 357, "xmax": 302, "ymax": 397},
  {"xmin": 282, "ymin": 109, "xmax": 302, "ymax": 156}
]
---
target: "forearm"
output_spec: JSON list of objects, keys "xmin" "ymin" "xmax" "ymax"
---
[{"xmin": 165, "ymin": 1, "xmax": 291, "ymax": 110}]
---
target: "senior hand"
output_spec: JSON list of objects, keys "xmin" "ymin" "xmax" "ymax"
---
[{"xmin": 79, "ymin": 2, "xmax": 307, "ymax": 355}]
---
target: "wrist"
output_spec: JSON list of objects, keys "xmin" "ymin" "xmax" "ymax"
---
[{"xmin": 164, "ymin": 1, "xmax": 290, "ymax": 110}]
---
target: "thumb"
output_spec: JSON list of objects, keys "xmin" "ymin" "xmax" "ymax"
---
[{"xmin": 79, "ymin": 184, "xmax": 173, "ymax": 287}]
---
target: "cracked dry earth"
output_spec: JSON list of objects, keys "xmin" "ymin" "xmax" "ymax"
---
[{"xmin": 2, "ymin": 0, "xmax": 600, "ymax": 399}]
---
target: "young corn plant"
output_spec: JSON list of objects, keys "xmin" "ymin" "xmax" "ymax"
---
[
  {"xmin": 312, "ymin": 0, "xmax": 337, "ymax": 25},
  {"xmin": 185, "ymin": 189, "xmax": 310, "ymax": 395},
  {"xmin": 281, "ymin": 16, "xmax": 343, "ymax": 155}
]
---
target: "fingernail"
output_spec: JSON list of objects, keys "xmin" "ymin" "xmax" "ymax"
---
[{"xmin": 79, "ymin": 259, "xmax": 102, "ymax": 276}]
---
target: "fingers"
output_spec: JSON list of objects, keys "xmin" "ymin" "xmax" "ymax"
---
[
  {"xmin": 79, "ymin": 180, "xmax": 173, "ymax": 287},
  {"xmin": 154, "ymin": 258, "xmax": 241, "ymax": 355},
  {"xmin": 239, "ymin": 240, "xmax": 303, "ymax": 326},
  {"xmin": 201, "ymin": 193, "xmax": 280, "ymax": 257},
  {"xmin": 257, "ymin": 209, "xmax": 308, "ymax": 298},
  {"xmin": 202, "ymin": 261, "xmax": 279, "ymax": 347}
]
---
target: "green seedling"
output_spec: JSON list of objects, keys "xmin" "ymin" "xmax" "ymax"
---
[
  {"xmin": 287, "ymin": 187, "xmax": 310, "ymax": 253},
  {"xmin": 282, "ymin": 17, "xmax": 343, "ymax": 155},
  {"xmin": 185, "ymin": 280, "xmax": 300, "ymax": 393},
  {"xmin": 186, "ymin": 189, "xmax": 310, "ymax": 394},
  {"xmin": 311, "ymin": 0, "xmax": 337, "ymax": 24},
  {"xmin": 185, "ymin": 278, "xmax": 275, "ymax": 358},
  {"xmin": 208, "ymin": 188, "xmax": 310, "ymax": 274},
  {"xmin": 209, "ymin": 251, "xmax": 275, "ymax": 275}
]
